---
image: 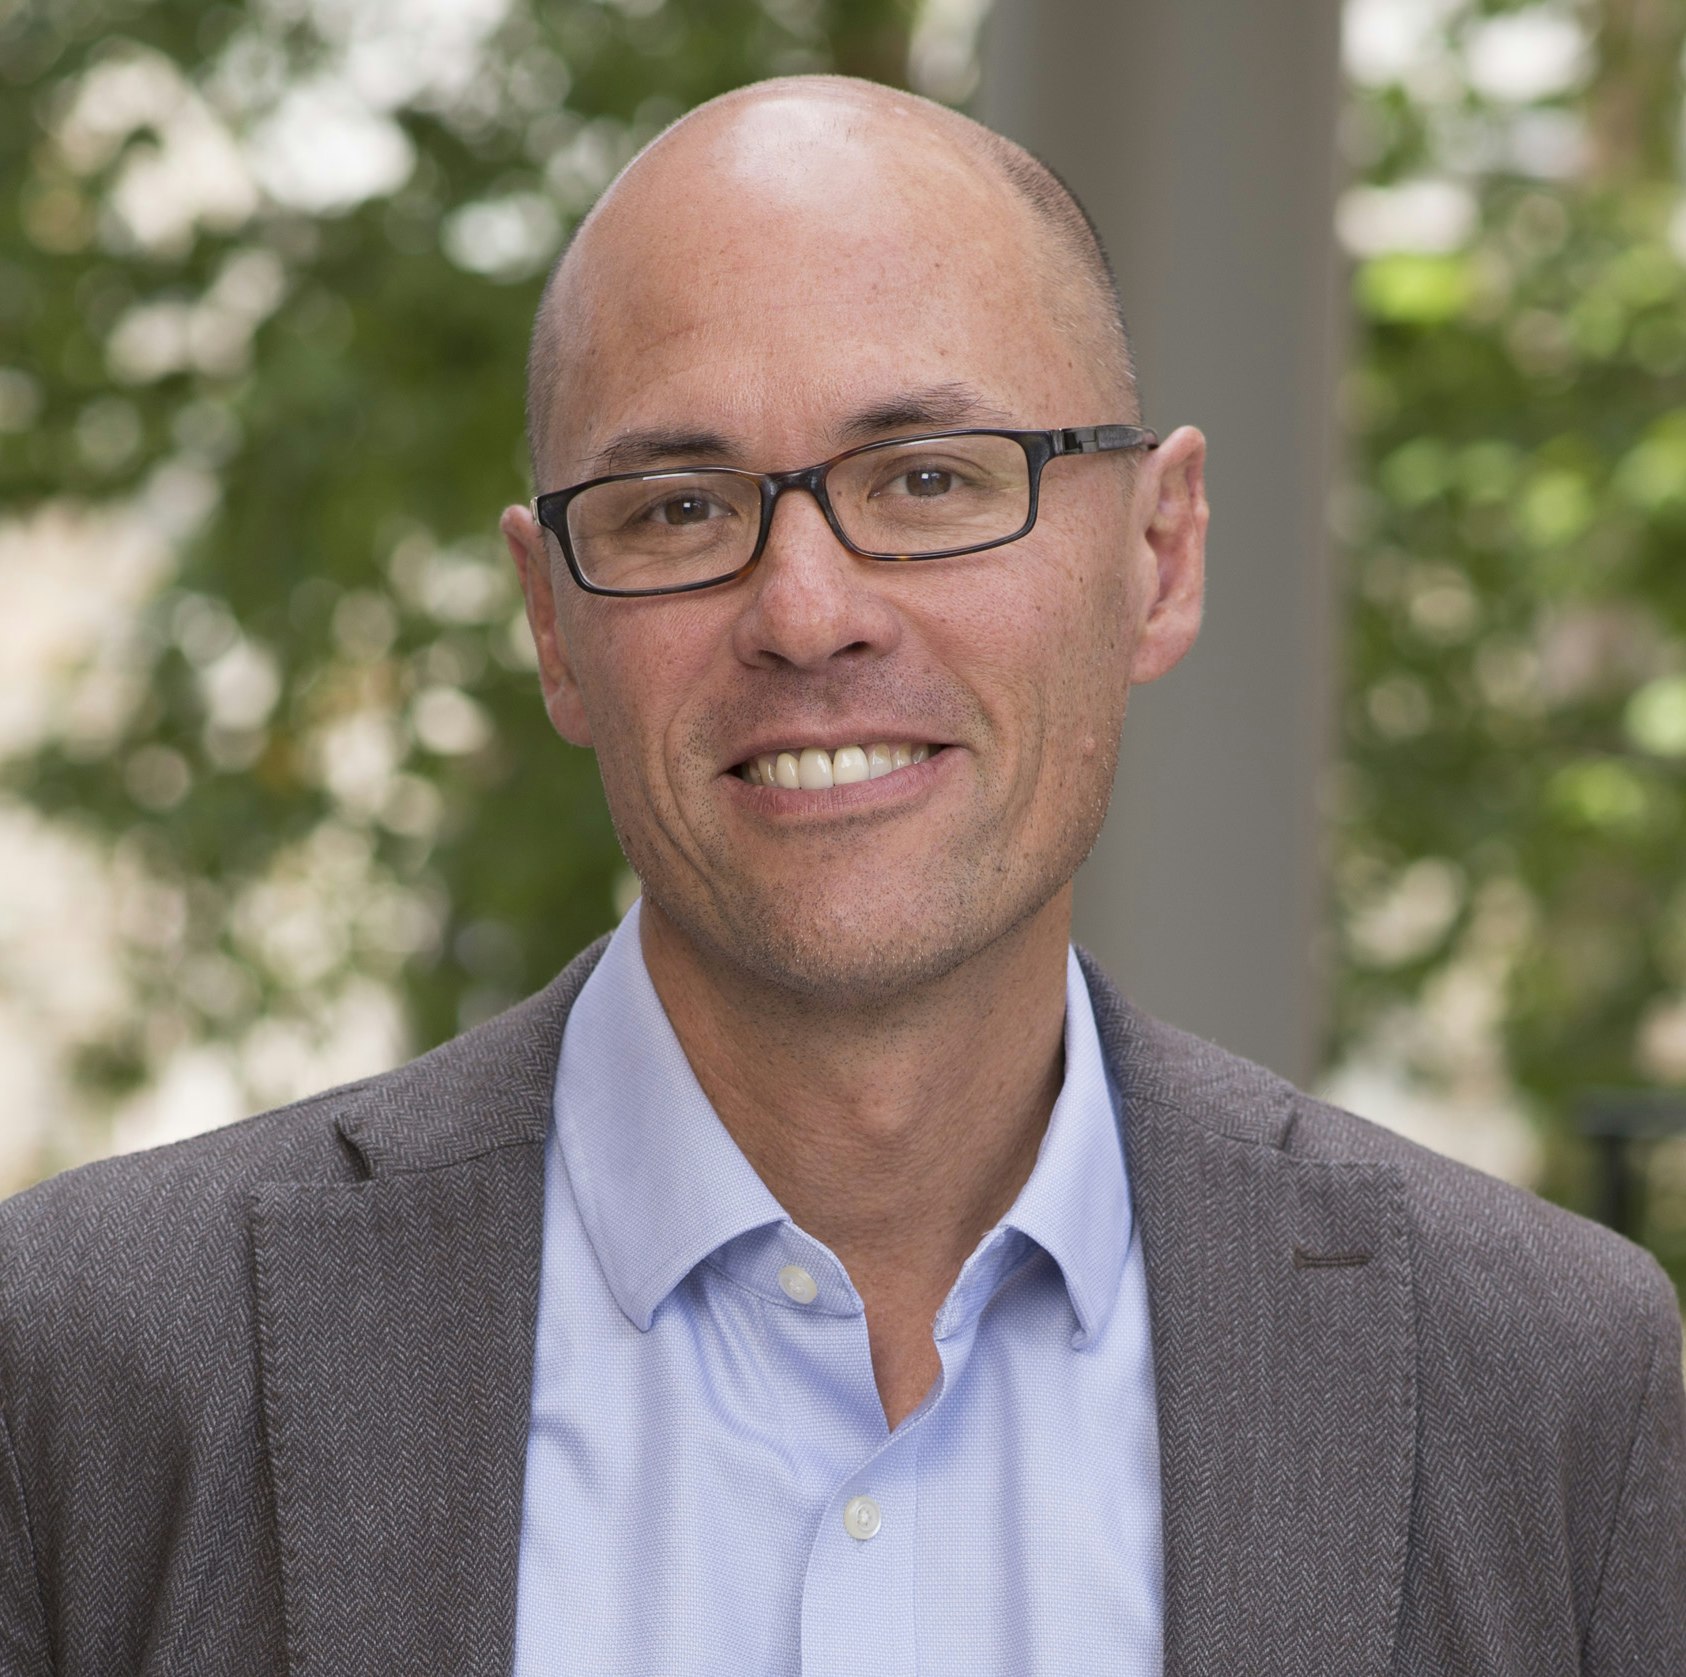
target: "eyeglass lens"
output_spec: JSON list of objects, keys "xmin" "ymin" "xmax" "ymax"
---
[{"xmin": 565, "ymin": 432, "xmax": 1032, "ymax": 593}]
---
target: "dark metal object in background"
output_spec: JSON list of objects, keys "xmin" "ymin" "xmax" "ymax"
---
[{"xmin": 1575, "ymin": 1092, "xmax": 1686, "ymax": 1239}]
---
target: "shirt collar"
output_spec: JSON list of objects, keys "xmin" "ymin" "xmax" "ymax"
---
[
  {"xmin": 554, "ymin": 906, "xmax": 1132, "ymax": 1345},
  {"xmin": 553, "ymin": 900, "xmax": 789, "ymax": 1331},
  {"xmin": 993, "ymin": 945, "xmax": 1133, "ymax": 1347}
]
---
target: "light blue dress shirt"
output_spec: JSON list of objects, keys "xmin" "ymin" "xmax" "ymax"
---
[{"xmin": 513, "ymin": 901, "xmax": 1162, "ymax": 1675}]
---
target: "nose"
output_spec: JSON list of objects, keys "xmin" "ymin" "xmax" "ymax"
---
[{"xmin": 729, "ymin": 485, "xmax": 903, "ymax": 672}]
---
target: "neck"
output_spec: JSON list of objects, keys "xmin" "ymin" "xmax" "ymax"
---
[{"xmin": 638, "ymin": 895, "xmax": 1071, "ymax": 1304}]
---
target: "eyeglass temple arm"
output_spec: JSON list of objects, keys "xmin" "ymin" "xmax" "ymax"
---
[{"xmin": 1054, "ymin": 424, "xmax": 1158, "ymax": 455}]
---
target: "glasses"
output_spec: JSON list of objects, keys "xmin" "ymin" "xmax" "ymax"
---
[{"xmin": 533, "ymin": 424, "xmax": 1158, "ymax": 598}]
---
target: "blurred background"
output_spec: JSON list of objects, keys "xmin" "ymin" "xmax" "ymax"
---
[{"xmin": 1, "ymin": 0, "xmax": 1683, "ymax": 1298}]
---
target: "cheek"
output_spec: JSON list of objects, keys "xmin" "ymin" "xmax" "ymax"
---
[
  {"xmin": 570, "ymin": 601, "xmax": 729, "ymax": 789},
  {"xmin": 1045, "ymin": 494, "xmax": 1137, "ymax": 664},
  {"xmin": 915, "ymin": 521, "xmax": 1127, "ymax": 714},
  {"xmin": 1013, "ymin": 537, "xmax": 1135, "ymax": 775},
  {"xmin": 909, "ymin": 572, "xmax": 1052, "ymax": 732}
]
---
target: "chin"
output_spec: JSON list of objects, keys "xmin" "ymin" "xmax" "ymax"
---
[
  {"xmin": 653, "ymin": 865, "xmax": 1063, "ymax": 1012},
  {"xmin": 732, "ymin": 922, "xmax": 969, "ymax": 1009}
]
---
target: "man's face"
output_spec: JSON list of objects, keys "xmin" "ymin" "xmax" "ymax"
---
[{"xmin": 507, "ymin": 92, "xmax": 1204, "ymax": 1005}]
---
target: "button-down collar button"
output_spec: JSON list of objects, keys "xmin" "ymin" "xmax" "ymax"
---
[
  {"xmin": 843, "ymin": 1495, "xmax": 882, "ymax": 1541},
  {"xmin": 778, "ymin": 1264, "xmax": 818, "ymax": 1305}
]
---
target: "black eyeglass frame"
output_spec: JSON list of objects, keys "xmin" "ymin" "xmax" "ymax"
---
[{"xmin": 532, "ymin": 424, "xmax": 1159, "ymax": 599}]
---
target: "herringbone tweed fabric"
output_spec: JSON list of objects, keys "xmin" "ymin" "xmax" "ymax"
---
[{"xmin": 1, "ymin": 943, "xmax": 1681, "ymax": 1674}]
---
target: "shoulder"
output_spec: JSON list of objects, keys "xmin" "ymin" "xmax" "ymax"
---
[
  {"xmin": 0, "ymin": 1081, "xmax": 363, "ymax": 1366},
  {"xmin": 1284, "ymin": 1084, "xmax": 1680, "ymax": 1374},
  {"xmin": 1286, "ymin": 1087, "xmax": 1683, "ymax": 1553},
  {"xmin": 1287, "ymin": 1085, "xmax": 1669, "ymax": 1297},
  {"xmin": 0, "ymin": 939, "xmax": 604, "ymax": 1398},
  {"xmin": 1278, "ymin": 1073, "xmax": 1685, "ymax": 1641},
  {"xmin": 1087, "ymin": 961, "xmax": 1683, "ymax": 1603},
  {"xmin": 1081, "ymin": 950, "xmax": 1680, "ymax": 1369}
]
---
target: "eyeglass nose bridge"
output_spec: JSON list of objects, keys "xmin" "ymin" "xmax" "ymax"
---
[{"xmin": 744, "ymin": 458, "xmax": 867, "ymax": 573}]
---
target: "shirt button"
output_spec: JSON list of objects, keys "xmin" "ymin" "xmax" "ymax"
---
[
  {"xmin": 843, "ymin": 1495, "xmax": 882, "ymax": 1541},
  {"xmin": 778, "ymin": 1265, "xmax": 818, "ymax": 1305}
]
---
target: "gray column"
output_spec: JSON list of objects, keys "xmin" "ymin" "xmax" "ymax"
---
[{"xmin": 980, "ymin": 0, "xmax": 1347, "ymax": 1082}]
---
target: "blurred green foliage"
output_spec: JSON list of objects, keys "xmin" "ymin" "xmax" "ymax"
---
[
  {"xmin": 5, "ymin": 0, "xmax": 1686, "ymax": 1291},
  {"xmin": 1333, "ymin": 0, "xmax": 1686, "ymax": 1281},
  {"xmin": 0, "ymin": 0, "xmax": 913, "ymax": 1163}
]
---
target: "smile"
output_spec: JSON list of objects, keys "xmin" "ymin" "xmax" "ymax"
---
[{"xmin": 737, "ymin": 742, "xmax": 937, "ymax": 789}]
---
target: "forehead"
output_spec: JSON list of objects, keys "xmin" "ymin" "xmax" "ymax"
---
[{"xmin": 542, "ymin": 98, "xmax": 1092, "ymax": 471}]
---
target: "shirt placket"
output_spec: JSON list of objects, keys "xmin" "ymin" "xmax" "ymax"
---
[
  {"xmin": 795, "ymin": 1236, "xmax": 1032, "ymax": 1675},
  {"xmin": 742, "ymin": 1230, "xmax": 921, "ymax": 1677},
  {"xmin": 800, "ymin": 1430, "xmax": 919, "ymax": 1676}
]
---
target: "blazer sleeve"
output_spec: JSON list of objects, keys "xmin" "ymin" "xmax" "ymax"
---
[
  {"xmin": 0, "ymin": 1403, "xmax": 51, "ymax": 1677},
  {"xmin": 1580, "ymin": 1270, "xmax": 1686, "ymax": 1676}
]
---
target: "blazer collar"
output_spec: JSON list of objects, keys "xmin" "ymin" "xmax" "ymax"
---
[{"xmin": 331, "ymin": 936, "xmax": 610, "ymax": 1177}]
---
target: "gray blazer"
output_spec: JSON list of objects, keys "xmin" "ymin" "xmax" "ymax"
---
[{"xmin": 1, "ymin": 943, "xmax": 1682, "ymax": 1674}]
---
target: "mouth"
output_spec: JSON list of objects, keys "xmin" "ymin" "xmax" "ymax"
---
[{"xmin": 734, "ymin": 741, "xmax": 941, "ymax": 790}]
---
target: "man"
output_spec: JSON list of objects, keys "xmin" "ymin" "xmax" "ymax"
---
[{"xmin": 2, "ymin": 75, "xmax": 1682, "ymax": 1676}]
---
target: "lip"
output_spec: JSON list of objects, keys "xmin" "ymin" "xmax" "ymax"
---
[{"xmin": 720, "ymin": 743, "xmax": 957, "ymax": 815}]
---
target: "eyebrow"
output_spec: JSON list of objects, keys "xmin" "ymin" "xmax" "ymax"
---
[
  {"xmin": 834, "ymin": 383, "xmax": 1016, "ymax": 443},
  {"xmin": 585, "ymin": 429, "xmax": 736, "ymax": 474},
  {"xmin": 582, "ymin": 384, "xmax": 1018, "ymax": 477}
]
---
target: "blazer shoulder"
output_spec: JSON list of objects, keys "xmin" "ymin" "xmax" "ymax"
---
[
  {"xmin": 1287, "ymin": 1089, "xmax": 1674, "ymax": 1309},
  {"xmin": 0, "ymin": 933, "xmax": 608, "ymax": 1240},
  {"xmin": 1286, "ymin": 1085, "xmax": 1683, "ymax": 1492},
  {"xmin": 0, "ymin": 1079, "xmax": 363, "ymax": 1414},
  {"xmin": 1092, "ymin": 964, "xmax": 1683, "ymax": 1585},
  {"xmin": 1290, "ymin": 1087, "xmax": 1685, "ymax": 1649},
  {"xmin": 0, "ymin": 937, "xmax": 605, "ymax": 1395},
  {"xmin": 1082, "ymin": 952, "xmax": 1679, "ymax": 1353}
]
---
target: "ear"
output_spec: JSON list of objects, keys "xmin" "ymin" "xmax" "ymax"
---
[
  {"xmin": 1127, "ymin": 424, "xmax": 1208, "ymax": 686},
  {"xmin": 501, "ymin": 504, "xmax": 594, "ymax": 747}
]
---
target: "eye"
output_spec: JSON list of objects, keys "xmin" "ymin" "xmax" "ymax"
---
[
  {"xmin": 654, "ymin": 492, "xmax": 714, "ymax": 525},
  {"xmin": 647, "ymin": 492, "xmax": 728, "ymax": 526},
  {"xmin": 900, "ymin": 467, "xmax": 954, "ymax": 498},
  {"xmin": 872, "ymin": 459, "xmax": 969, "ymax": 501}
]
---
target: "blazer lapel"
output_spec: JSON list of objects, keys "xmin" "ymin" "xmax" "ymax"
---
[
  {"xmin": 249, "ymin": 943, "xmax": 607, "ymax": 1677},
  {"xmin": 1084, "ymin": 956, "xmax": 1415, "ymax": 1677}
]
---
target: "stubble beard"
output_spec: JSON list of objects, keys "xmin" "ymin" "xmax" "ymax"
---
[{"xmin": 609, "ymin": 739, "xmax": 1119, "ymax": 1021}]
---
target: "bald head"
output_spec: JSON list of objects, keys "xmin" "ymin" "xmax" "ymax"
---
[{"xmin": 523, "ymin": 78, "xmax": 1136, "ymax": 485}]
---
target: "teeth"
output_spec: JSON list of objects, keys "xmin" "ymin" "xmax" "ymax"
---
[{"xmin": 740, "ymin": 741, "xmax": 937, "ymax": 788}]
